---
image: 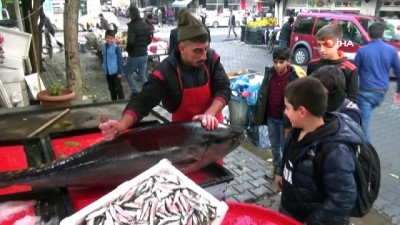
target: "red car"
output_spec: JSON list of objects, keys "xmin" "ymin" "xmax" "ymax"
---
[{"xmin": 290, "ymin": 12, "xmax": 400, "ymax": 65}]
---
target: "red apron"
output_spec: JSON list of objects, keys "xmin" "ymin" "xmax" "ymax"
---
[
  {"xmin": 172, "ymin": 65, "xmax": 223, "ymax": 122},
  {"xmin": 172, "ymin": 65, "xmax": 224, "ymax": 165}
]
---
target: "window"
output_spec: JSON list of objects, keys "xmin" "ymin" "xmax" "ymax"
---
[
  {"xmin": 315, "ymin": 17, "xmax": 333, "ymax": 34},
  {"xmin": 338, "ymin": 20, "xmax": 363, "ymax": 44},
  {"xmin": 293, "ymin": 16, "xmax": 315, "ymax": 35}
]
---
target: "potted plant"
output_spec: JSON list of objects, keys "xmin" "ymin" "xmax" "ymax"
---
[{"xmin": 37, "ymin": 83, "xmax": 76, "ymax": 108}]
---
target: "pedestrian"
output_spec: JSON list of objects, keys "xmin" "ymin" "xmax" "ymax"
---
[
  {"xmin": 307, "ymin": 24, "xmax": 359, "ymax": 103},
  {"xmin": 168, "ymin": 9, "xmax": 210, "ymax": 55},
  {"xmin": 311, "ymin": 65, "xmax": 362, "ymax": 126},
  {"xmin": 101, "ymin": 30, "xmax": 125, "ymax": 101},
  {"xmin": 166, "ymin": 8, "xmax": 173, "ymax": 26},
  {"xmin": 227, "ymin": 9, "xmax": 237, "ymax": 39},
  {"xmin": 99, "ymin": 10, "xmax": 230, "ymax": 142},
  {"xmin": 355, "ymin": 22, "xmax": 400, "ymax": 141},
  {"xmin": 124, "ymin": 5, "xmax": 152, "ymax": 98},
  {"xmin": 251, "ymin": 47, "xmax": 304, "ymax": 179},
  {"xmin": 145, "ymin": 13, "xmax": 155, "ymax": 39},
  {"xmin": 278, "ymin": 17, "xmax": 294, "ymax": 47},
  {"xmin": 98, "ymin": 13, "xmax": 110, "ymax": 30},
  {"xmin": 158, "ymin": 9, "xmax": 163, "ymax": 28},
  {"xmin": 43, "ymin": 16, "xmax": 63, "ymax": 58},
  {"xmin": 275, "ymin": 77, "xmax": 361, "ymax": 225}
]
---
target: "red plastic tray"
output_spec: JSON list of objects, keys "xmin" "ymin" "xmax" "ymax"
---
[{"xmin": 222, "ymin": 202, "xmax": 301, "ymax": 225}]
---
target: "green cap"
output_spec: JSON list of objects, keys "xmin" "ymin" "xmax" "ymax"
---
[{"xmin": 177, "ymin": 9, "xmax": 207, "ymax": 42}]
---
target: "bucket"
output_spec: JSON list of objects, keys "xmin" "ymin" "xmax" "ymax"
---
[
  {"xmin": 228, "ymin": 97, "xmax": 249, "ymax": 126},
  {"xmin": 222, "ymin": 201, "xmax": 302, "ymax": 225}
]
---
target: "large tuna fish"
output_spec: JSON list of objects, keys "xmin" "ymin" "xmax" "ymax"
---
[{"xmin": 0, "ymin": 122, "xmax": 245, "ymax": 188}]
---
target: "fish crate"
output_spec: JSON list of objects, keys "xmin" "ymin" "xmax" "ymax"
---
[
  {"xmin": 0, "ymin": 188, "xmax": 74, "ymax": 224},
  {"xmin": 60, "ymin": 159, "xmax": 229, "ymax": 225},
  {"xmin": 0, "ymin": 137, "xmax": 52, "ymax": 196}
]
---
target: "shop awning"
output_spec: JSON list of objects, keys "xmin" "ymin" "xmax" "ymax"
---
[{"xmin": 171, "ymin": 0, "xmax": 192, "ymax": 8}]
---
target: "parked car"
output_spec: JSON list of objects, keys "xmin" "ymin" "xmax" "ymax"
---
[
  {"xmin": 205, "ymin": 13, "xmax": 241, "ymax": 28},
  {"xmin": 290, "ymin": 12, "xmax": 400, "ymax": 65},
  {"xmin": 78, "ymin": 12, "xmax": 120, "ymax": 31}
]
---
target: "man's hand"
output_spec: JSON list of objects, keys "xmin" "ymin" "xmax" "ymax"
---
[
  {"xmin": 274, "ymin": 175, "xmax": 283, "ymax": 192},
  {"xmin": 117, "ymin": 74, "xmax": 122, "ymax": 79},
  {"xmin": 99, "ymin": 120, "xmax": 122, "ymax": 141},
  {"xmin": 192, "ymin": 114, "xmax": 219, "ymax": 130}
]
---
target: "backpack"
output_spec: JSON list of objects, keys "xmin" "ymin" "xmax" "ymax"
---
[{"xmin": 315, "ymin": 141, "xmax": 381, "ymax": 217}]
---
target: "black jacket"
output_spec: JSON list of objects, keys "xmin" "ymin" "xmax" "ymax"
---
[
  {"xmin": 279, "ymin": 22, "xmax": 292, "ymax": 41},
  {"xmin": 229, "ymin": 14, "xmax": 236, "ymax": 26},
  {"xmin": 278, "ymin": 112, "xmax": 362, "ymax": 225},
  {"xmin": 124, "ymin": 48, "xmax": 230, "ymax": 120},
  {"xmin": 307, "ymin": 52, "xmax": 359, "ymax": 103},
  {"xmin": 126, "ymin": 18, "xmax": 152, "ymax": 57}
]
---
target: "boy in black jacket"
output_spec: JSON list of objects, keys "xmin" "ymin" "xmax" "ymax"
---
[
  {"xmin": 275, "ymin": 77, "xmax": 362, "ymax": 225},
  {"xmin": 311, "ymin": 65, "xmax": 362, "ymax": 127},
  {"xmin": 307, "ymin": 24, "xmax": 359, "ymax": 103}
]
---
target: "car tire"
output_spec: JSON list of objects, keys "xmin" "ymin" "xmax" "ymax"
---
[
  {"xmin": 293, "ymin": 47, "xmax": 310, "ymax": 65},
  {"xmin": 213, "ymin": 21, "xmax": 219, "ymax": 28},
  {"xmin": 235, "ymin": 21, "xmax": 240, "ymax": 27},
  {"xmin": 110, "ymin": 23, "xmax": 118, "ymax": 32},
  {"xmin": 78, "ymin": 24, "xmax": 85, "ymax": 32}
]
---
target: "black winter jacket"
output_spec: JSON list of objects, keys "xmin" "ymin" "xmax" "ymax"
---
[
  {"xmin": 124, "ymin": 48, "xmax": 230, "ymax": 120},
  {"xmin": 307, "ymin": 51, "xmax": 359, "ymax": 103},
  {"xmin": 251, "ymin": 66, "xmax": 301, "ymax": 126},
  {"xmin": 278, "ymin": 112, "xmax": 363, "ymax": 225},
  {"xmin": 126, "ymin": 18, "xmax": 151, "ymax": 57}
]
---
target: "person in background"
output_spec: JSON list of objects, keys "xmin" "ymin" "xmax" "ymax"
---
[
  {"xmin": 145, "ymin": 13, "xmax": 155, "ymax": 39},
  {"xmin": 98, "ymin": 13, "xmax": 110, "ymax": 30},
  {"xmin": 307, "ymin": 24, "xmax": 359, "ymax": 103},
  {"xmin": 158, "ymin": 9, "xmax": 163, "ymax": 28},
  {"xmin": 99, "ymin": 10, "xmax": 230, "ymax": 143},
  {"xmin": 311, "ymin": 65, "xmax": 362, "ymax": 126},
  {"xmin": 166, "ymin": 8, "xmax": 173, "ymax": 26},
  {"xmin": 278, "ymin": 17, "xmax": 294, "ymax": 47},
  {"xmin": 355, "ymin": 22, "xmax": 400, "ymax": 141},
  {"xmin": 101, "ymin": 30, "xmax": 125, "ymax": 101},
  {"xmin": 227, "ymin": 9, "xmax": 237, "ymax": 39},
  {"xmin": 275, "ymin": 77, "xmax": 360, "ymax": 225},
  {"xmin": 124, "ymin": 5, "xmax": 152, "ymax": 98},
  {"xmin": 251, "ymin": 47, "xmax": 304, "ymax": 179}
]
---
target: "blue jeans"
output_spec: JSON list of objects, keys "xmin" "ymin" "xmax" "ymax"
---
[
  {"xmin": 279, "ymin": 39, "xmax": 288, "ymax": 48},
  {"xmin": 357, "ymin": 90, "xmax": 385, "ymax": 141},
  {"xmin": 267, "ymin": 116, "xmax": 285, "ymax": 167},
  {"xmin": 124, "ymin": 55, "xmax": 148, "ymax": 94}
]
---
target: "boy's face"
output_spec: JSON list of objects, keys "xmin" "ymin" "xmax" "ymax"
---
[
  {"xmin": 273, "ymin": 59, "xmax": 290, "ymax": 75},
  {"xmin": 105, "ymin": 35, "xmax": 115, "ymax": 45},
  {"xmin": 284, "ymin": 97, "xmax": 303, "ymax": 128},
  {"xmin": 316, "ymin": 37, "xmax": 339, "ymax": 60}
]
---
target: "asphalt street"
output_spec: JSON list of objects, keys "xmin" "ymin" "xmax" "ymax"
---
[{"xmin": 45, "ymin": 18, "xmax": 400, "ymax": 224}]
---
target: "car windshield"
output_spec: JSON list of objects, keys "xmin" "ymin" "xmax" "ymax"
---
[{"xmin": 358, "ymin": 18, "xmax": 400, "ymax": 42}]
